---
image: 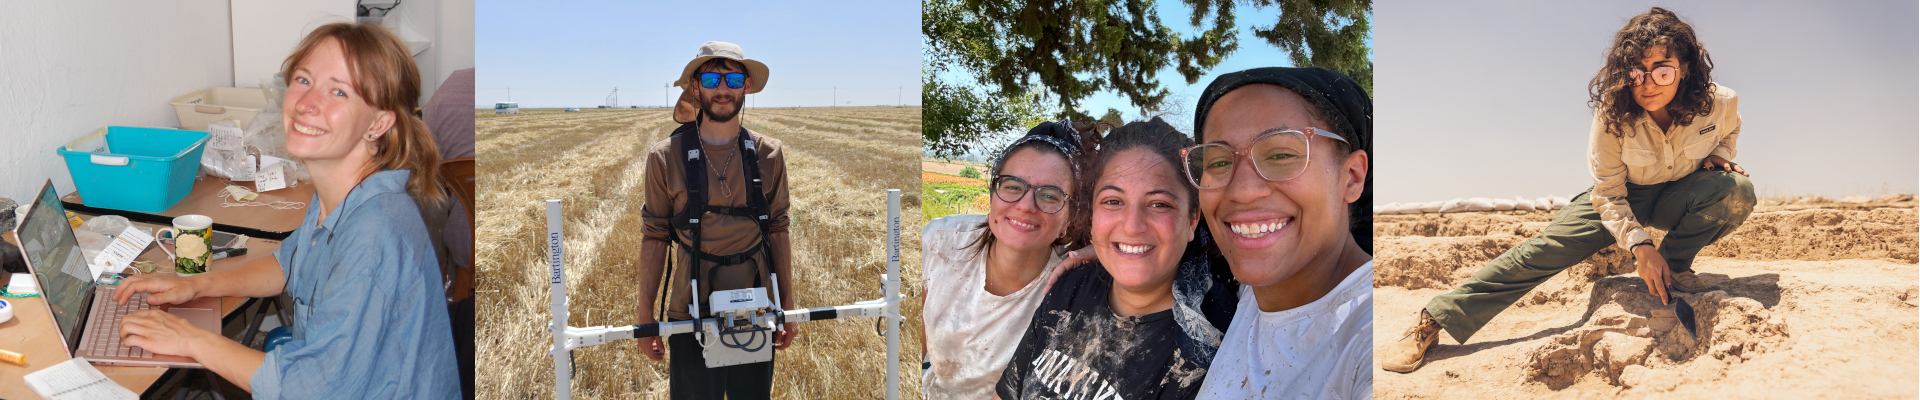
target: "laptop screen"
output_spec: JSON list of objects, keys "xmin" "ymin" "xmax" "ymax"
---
[{"xmin": 15, "ymin": 180, "xmax": 93, "ymax": 354}]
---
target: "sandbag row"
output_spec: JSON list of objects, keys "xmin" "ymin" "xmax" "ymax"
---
[{"xmin": 1374, "ymin": 195, "xmax": 1570, "ymax": 215}]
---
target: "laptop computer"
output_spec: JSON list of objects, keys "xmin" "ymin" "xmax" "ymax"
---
[{"xmin": 15, "ymin": 179, "xmax": 220, "ymax": 368}]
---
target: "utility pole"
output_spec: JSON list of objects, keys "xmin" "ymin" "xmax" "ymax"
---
[
  {"xmin": 508, "ymin": 87, "xmax": 512, "ymax": 102},
  {"xmin": 833, "ymin": 86, "xmax": 836, "ymax": 108},
  {"xmin": 898, "ymin": 86, "xmax": 902, "ymax": 107},
  {"xmin": 664, "ymin": 82, "xmax": 669, "ymax": 108}
]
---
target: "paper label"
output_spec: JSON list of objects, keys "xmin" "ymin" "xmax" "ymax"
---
[
  {"xmin": 206, "ymin": 123, "xmax": 245, "ymax": 151},
  {"xmin": 256, "ymin": 160, "xmax": 289, "ymax": 193},
  {"xmin": 93, "ymin": 226, "xmax": 154, "ymax": 279}
]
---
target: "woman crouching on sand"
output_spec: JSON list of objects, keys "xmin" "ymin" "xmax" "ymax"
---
[{"xmin": 1382, "ymin": 7, "xmax": 1753, "ymax": 373}]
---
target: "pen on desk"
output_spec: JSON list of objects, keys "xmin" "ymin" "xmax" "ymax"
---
[{"xmin": 211, "ymin": 247, "xmax": 248, "ymax": 260}]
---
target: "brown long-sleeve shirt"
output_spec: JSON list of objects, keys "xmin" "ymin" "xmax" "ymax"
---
[{"xmin": 641, "ymin": 125, "xmax": 790, "ymax": 321}]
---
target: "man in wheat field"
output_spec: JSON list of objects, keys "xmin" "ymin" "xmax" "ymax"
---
[{"xmin": 633, "ymin": 41, "xmax": 796, "ymax": 400}]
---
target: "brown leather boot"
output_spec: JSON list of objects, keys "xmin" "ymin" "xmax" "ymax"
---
[
  {"xmin": 1670, "ymin": 271, "xmax": 1712, "ymax": 293},
  {"xmin": 1381, "ymin": 309, "xmax": 1443, "ymax": 373}
]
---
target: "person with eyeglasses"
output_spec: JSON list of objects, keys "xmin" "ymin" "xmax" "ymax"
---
[
  {"xmin": 920, "ymin": 121, "xmax": 1092, "ymax": 399},
  {"xmin": 1382, "ymin": 7, "xmax": 1752, "ymax": 374},
  {"xmin": 1184, "ymin": 67, "xmax": 1375, "ymax": 399},
  {"xmin": 993, "ymin": 117, "xmax": 1223, "ymax": 400},
  {"xmin": 632, "ymin": 41, "xmax": 795, "ymax": 400}
]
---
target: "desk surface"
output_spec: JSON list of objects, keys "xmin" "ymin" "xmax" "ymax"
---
[
  {"xmin": 62, "ymin": 178, "xmax": 314, "ymax": 239},
  {"xmin": 0, "ymin": 223, "xmax": 279, "ymax": 399}
]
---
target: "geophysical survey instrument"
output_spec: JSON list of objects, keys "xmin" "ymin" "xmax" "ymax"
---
[{"xmin": 545, "ymin": 189, "xmax": 904, "ymax": 399}]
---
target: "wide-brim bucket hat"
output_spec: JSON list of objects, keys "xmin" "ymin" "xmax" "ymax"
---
[{"xmin": 673, "ymin": 41, "xmax": 770, "ymax": 94}]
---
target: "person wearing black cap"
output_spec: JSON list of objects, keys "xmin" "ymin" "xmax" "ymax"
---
[
  {"xmin": 921, "ymin": 121, "xmax": 1089, "ymax": 399},
  {"xmin": 1184, "ymin": 67, "xmax": 1374, "ymax": 399}
]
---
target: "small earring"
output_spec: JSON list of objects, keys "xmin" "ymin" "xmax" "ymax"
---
[{"xmin": 365, "ymin": 133, "xmax": 376, "ymax": 140}]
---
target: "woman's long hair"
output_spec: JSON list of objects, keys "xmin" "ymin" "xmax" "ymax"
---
[
  {"xmin": 281, "ymin": 22, "xmax": 447, "ymax": 206},
  {"xmin": 1588, "ymin": 7, "xmax": 1716, "ymax": 138}
]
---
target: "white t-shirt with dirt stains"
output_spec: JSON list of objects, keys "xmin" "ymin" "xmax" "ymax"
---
[
  {"xmin": 919, "ymin": 214, "xmax": 1066, "ymax": 400},
  {"xmin": 1198, "ymin": 261, "xmax": 1374, "ymax": 400}
]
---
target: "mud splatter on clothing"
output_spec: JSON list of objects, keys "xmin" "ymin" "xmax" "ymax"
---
[
  {"xmin": 996, "ymin": 264, "xmax": 1216, "ymax": 400},
  {"xmin": 1197, "ymin": 261, "xmax": 1374, "ymax": 400}
]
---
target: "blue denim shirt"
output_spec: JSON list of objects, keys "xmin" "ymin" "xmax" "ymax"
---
[{"xmin": 255, "ymin": 170, "xmax": 460, "ymax": 399}]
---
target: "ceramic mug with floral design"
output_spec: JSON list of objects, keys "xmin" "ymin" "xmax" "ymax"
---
[{"xmin": 158, "ymin": 214, "xmax": 214, "ymax": 275}]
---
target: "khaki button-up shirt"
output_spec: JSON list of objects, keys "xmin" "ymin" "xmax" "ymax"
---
[{"xmin": 1587, "ymin": 83, "xmax": 1741, "ymax": 249}]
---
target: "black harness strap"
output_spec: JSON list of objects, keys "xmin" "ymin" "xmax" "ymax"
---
[
  {"xmin": 667, "ymin": 235, "xmax": 765, "ymax": 266},
  {"xmin": 660, "ymin": 124, "xmax": 776, "ymax": 321},
  {"xmin": 674, "ymin": 126, "xmax": 708, "ymax": 319},
  {"xmin": 702, "ymin": 206, "xmax": 761, "ymax": 218}
]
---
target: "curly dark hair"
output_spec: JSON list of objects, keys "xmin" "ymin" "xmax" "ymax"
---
[{"xmin": 1588, "ymin": 7, "xmax": 1715, "ymax": 138}]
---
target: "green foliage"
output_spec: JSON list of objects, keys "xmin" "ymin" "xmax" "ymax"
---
[
  {"xmin": 958, "ymin": 166, "xmax": 982, "ymax": 179},
  {"xmin": 923, "ymin": 69, "xmax": 1055, "ymax": 159},
  {"xmin": 923, "ymin": 0, "xmax": 1372, "ymax": 158},
  {"xmin": 924, "ymin": 0, "xmax": 1237, "ymax": 114},
  {"xmin": 922, "ymin": 182, "xmax": 990, "ymax": 222},
  {"xmin": 1188, "ymin": 0, "xmax": 1373, "ymax": 92}
]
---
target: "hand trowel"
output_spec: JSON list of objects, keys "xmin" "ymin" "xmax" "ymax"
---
[{"xmin": 1671, "ymin": 295, "xmax": 1697, "ymax": 336}]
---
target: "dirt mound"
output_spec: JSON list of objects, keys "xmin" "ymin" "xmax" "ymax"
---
[
  {"xmin": 1521, "ymin": 284, "xmax": 1792, "ymax": 391},
  {"xmin": 1375, "ymin": 206, "xmax": 1917, "ymax": 267},
  {"xmin": 1375, "ymin": 211, "xmax": 1556, "ymax": 238},
  {"xmin": 1699, "ymin": 207, "xmax": 1917, "ymax": 263}
]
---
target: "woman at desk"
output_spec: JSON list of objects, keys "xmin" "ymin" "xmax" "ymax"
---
[{"xmin": 110, "ymin": 22, "xmax": 460, "ymax": 398}]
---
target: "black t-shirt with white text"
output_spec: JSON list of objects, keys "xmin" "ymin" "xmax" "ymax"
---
[{"xmin": 994, "ymin": 263, "xmax": 1210, "ymax": 400}]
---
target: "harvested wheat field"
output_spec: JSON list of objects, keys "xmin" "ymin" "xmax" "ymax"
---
[
  {"xmin": 474, "ymin": 107, "xmax": 925, "ymax": 399},
  {"xmin": 921, "ymin": 159, "xmax": 986, "ymax": 177},
  {"xmin": 1373, "ymin": 195, "xmax": 1919, "ymax": 399}
]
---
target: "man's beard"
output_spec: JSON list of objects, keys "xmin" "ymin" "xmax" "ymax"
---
[{"xmin": 701, "ymin": 94, "xmax": 741, "ymax": 122}]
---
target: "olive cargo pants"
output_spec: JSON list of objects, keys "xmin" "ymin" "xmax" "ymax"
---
[{"xmin": 1426, "ymin": 169, "xmax": 1755, "ymax": 343}]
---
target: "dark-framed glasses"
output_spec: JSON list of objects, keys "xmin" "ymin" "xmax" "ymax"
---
[
  {"xmin": 698, "ymin": 72, "xmax": 747, "ymax": 89},
  {"xmin": 1628, "ymin": 66, "xmax": 1678, "ymax": 87},
  {"xmin": 992, "ymin": 175, "xmax": 1069, "ymax": 214},
  {"xmin": 1182, "ymin": 127, "xmax": 1348, "ymax": 190}
]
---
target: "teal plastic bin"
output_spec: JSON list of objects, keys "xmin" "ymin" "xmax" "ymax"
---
[{"xmin": 56, "ymin": 127, "xmax": 209, "ymax": 213}]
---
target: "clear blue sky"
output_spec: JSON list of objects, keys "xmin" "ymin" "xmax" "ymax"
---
[
  {"xmin": 476, "ymin": 0, "xmax": 921, "ymax": 109},
  {"xmin": 1375, "ymin": 0, "xmax": 1918, "ymax": 203},
  {"xmin": 932, "ymin": 3, "xmax": 1370, "ymax": 159}
]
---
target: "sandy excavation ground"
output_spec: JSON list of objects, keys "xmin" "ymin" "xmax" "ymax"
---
[{"xmin": 1373, "ymin": 197, "xmax": 1919, "ymax": 399}]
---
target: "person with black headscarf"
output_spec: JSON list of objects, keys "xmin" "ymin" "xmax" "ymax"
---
[{"xmin": 1183, "ymin": 67, "xmax": 1374, "ymax": 399}]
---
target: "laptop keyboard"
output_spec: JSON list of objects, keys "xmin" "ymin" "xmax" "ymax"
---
[{"xmin": 87, "ymin": 289, "xmax": 155, "ymax": 359}]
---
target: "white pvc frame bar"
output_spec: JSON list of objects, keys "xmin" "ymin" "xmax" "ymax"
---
[{"xmin": 548, "ymin": 190, "xmax": 902, "ymax": 400}]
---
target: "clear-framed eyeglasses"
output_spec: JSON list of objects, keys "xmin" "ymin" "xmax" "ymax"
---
[{"xmin": 1181, "ymin": 127, "xmax": 1349, "ymax": 190}]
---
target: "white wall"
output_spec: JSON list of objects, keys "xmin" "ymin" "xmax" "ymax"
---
[
  {"xmin": 384, "ymin": 0, "xmax": 477, "ymax": 105},
  {"xmin": 230, "ymin": 1, "xmax": 358, "ymax": 89},
  {"xmin": 231, "ymin": 0, "xmax": 473, "ymax": 105},
  {"xmin": 0, "ymin": 1, "xmax": 234, "ymax": 204}
]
